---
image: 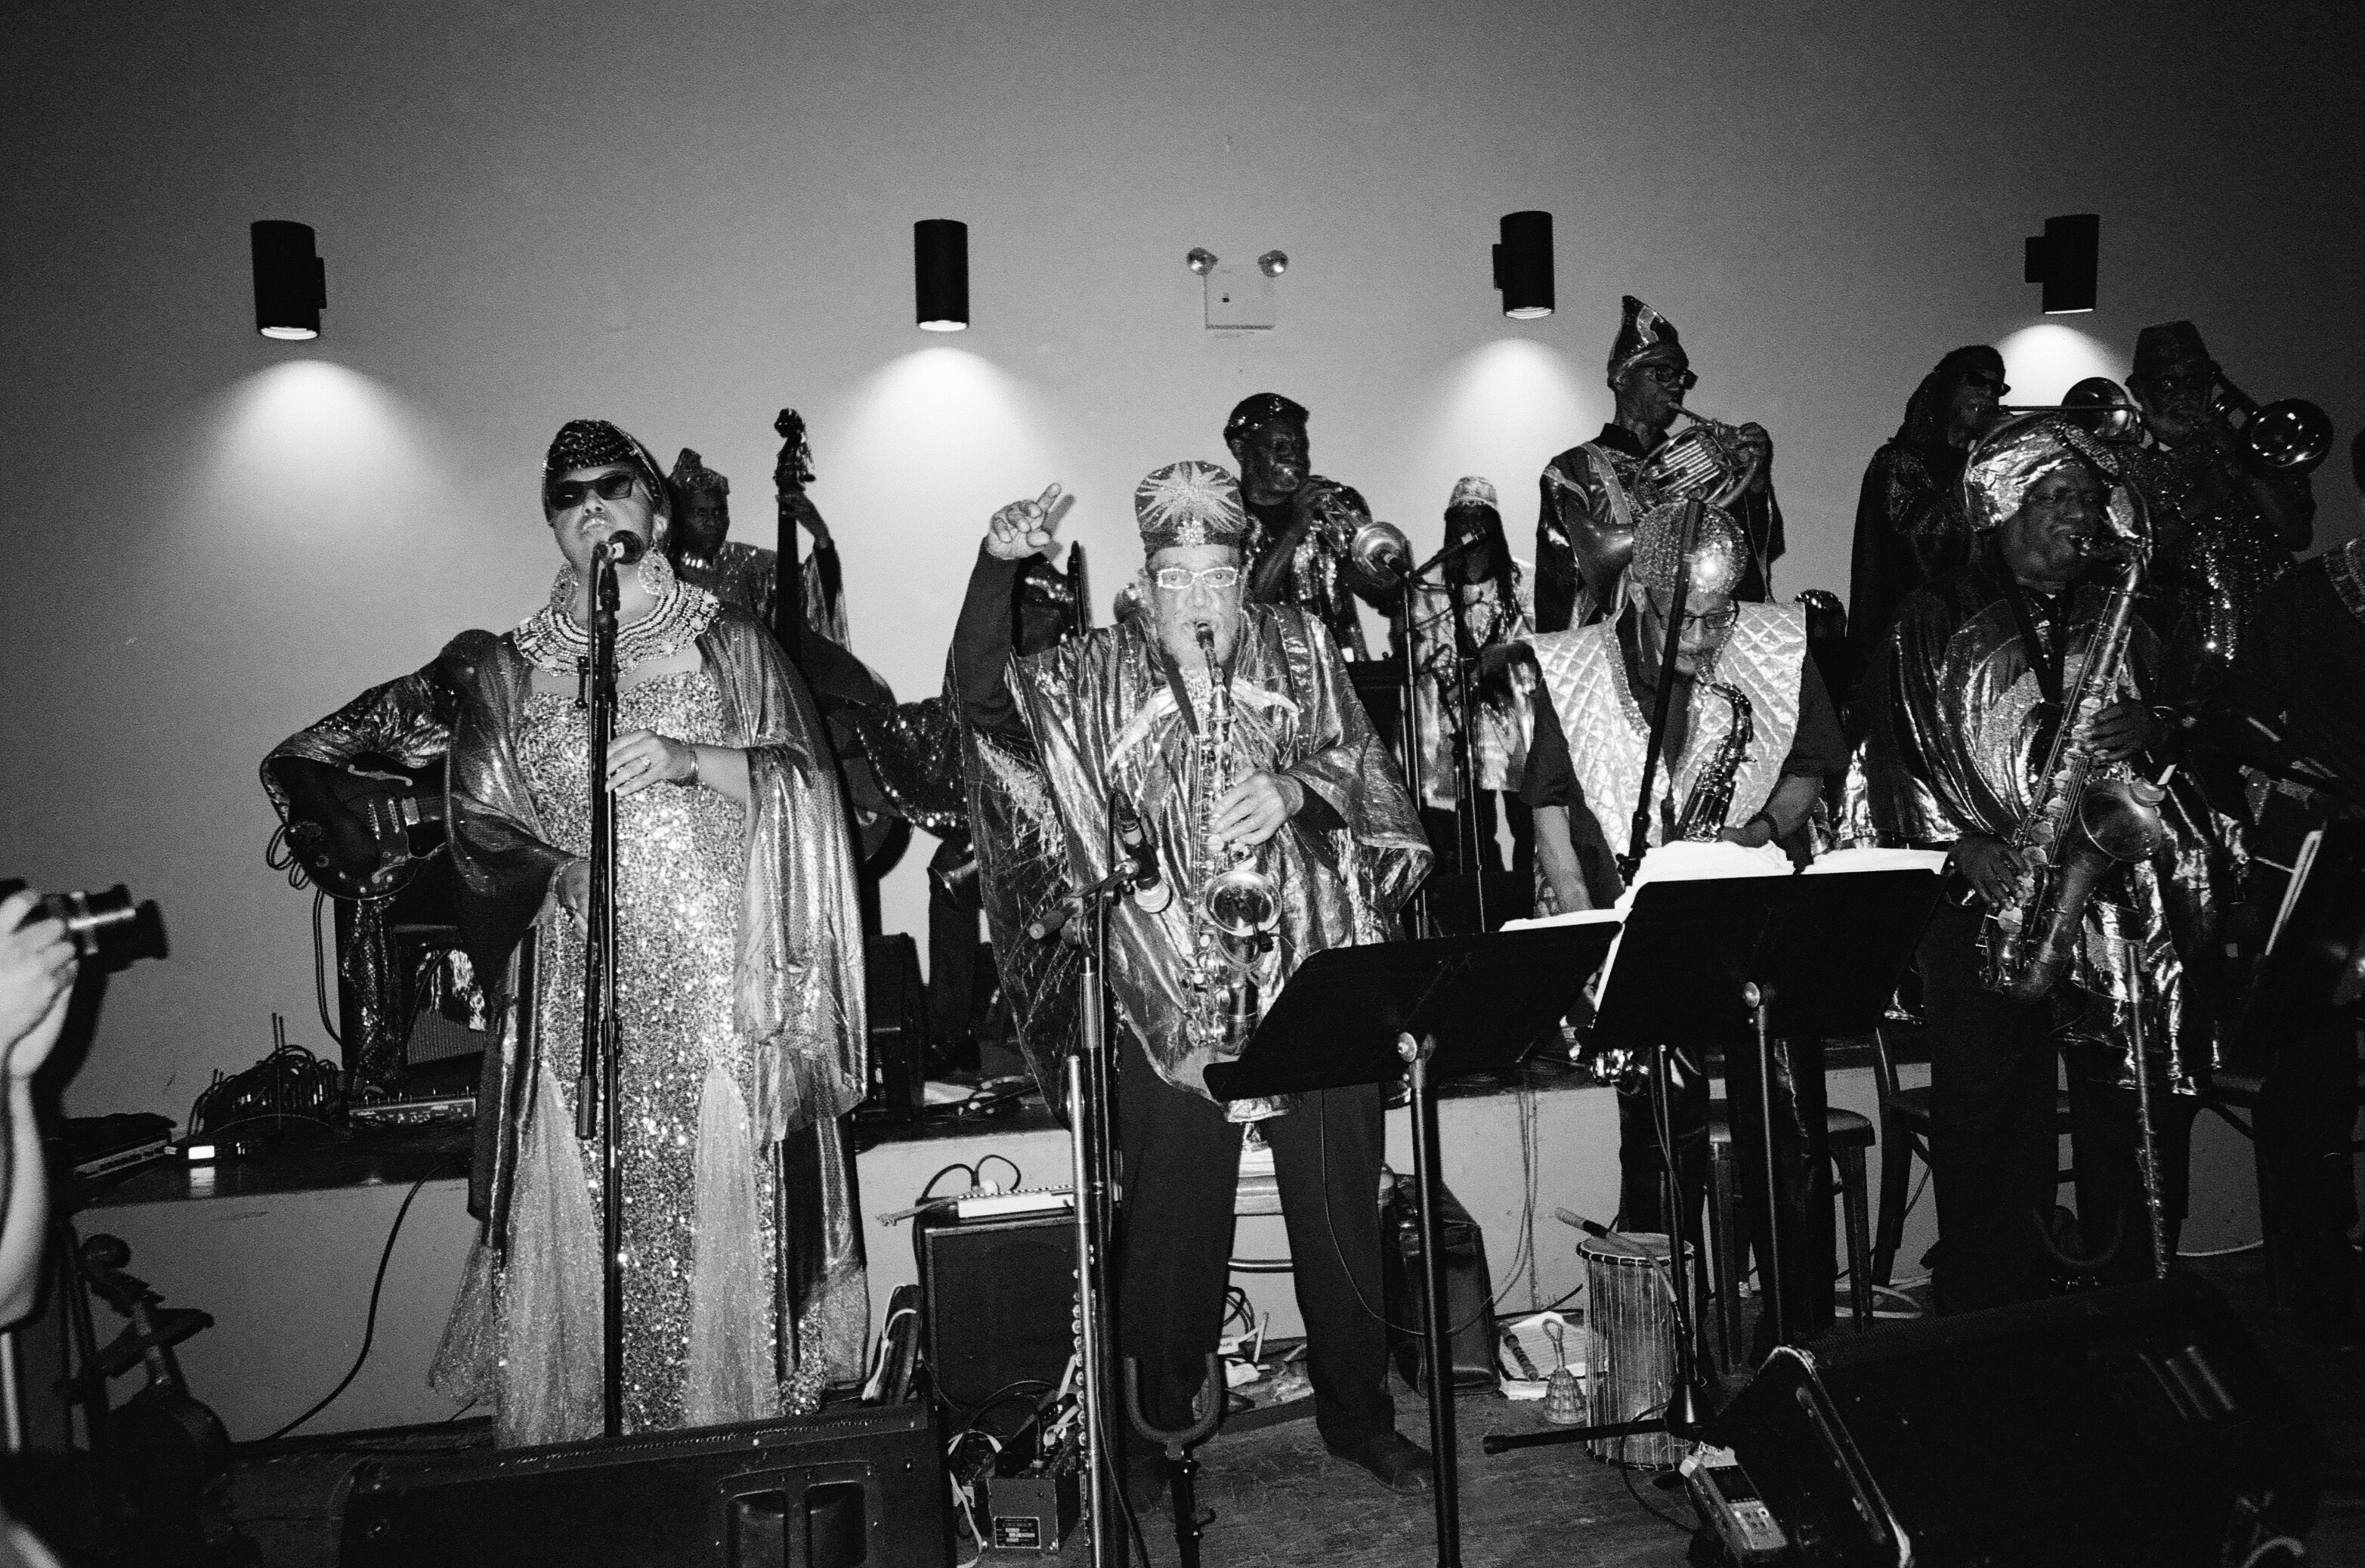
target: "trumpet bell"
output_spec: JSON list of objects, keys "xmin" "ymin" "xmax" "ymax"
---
[
  {"xmin": 1347, "ymin": 519, "xmax": 1412, "ymax": 585},
  {"xmin": 1999, "ymin": 379, "xmax": 2143, "ymax": 444},
  {"xmin": 2241, "ymin": 398, "xmax": 2334, "ymax": 475}
]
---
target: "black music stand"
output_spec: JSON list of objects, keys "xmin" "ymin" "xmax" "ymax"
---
[
  {"xmin": 1485, "ymin": 864, "xmax": 1943, "ymax": 1458},
  {"xmin": 1204, "ymin": 923, "xmax": 1618, "ymax": 1568}
]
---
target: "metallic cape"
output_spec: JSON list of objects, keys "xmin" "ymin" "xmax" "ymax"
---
[
  {"xmin": 1845, "ymin": 543, "xmax": 2226, "ymax": 1078},
  {"xmin": 2121, "ymin": 439, "xmax": 2296, "ymax": 679},
  {"xmin": 443, "ymin": 609, "xmax": 870, "ymax": 1208},
  {"xmin": 260, "ymin": 658, "xmax": 465, "ymax": 1088},
  {"xmin": 972, "ymin": 605, "xmax": 1430, "ymax": 1103}
]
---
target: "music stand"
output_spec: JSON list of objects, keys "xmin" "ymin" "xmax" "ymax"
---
[
  {"xmin": 1204, "ymin": 923, "xmax": 1618, "ymax": 1568},
  {"xmin": 1485, "ymin": 864, "xmax": 1943, "ymax": 1457}
]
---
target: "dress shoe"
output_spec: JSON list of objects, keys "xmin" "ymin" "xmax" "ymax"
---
[{"xmin": 1323, "ymin": 1430, "xmax": 1434, "ymax": 1495}]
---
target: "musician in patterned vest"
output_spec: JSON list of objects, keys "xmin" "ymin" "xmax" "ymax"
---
[
  {"xmin": 954, "ymin": 463, "xmax": 1435, "ymax": 1502},
  {"xmin": 1520, "ymin": 502, "xmax": 1849, "ymax": 1351},
  {"xmin": 1534, "ymin": 295, "xmax": 1781, "ymax": 632},
  {"xmin": 1225, "ymin": 392, "xmax": 1391, "ymax": 659},
  {"xmin": 1847, "ymin": 416, "xmax": 2223, "ymax": 1314}
]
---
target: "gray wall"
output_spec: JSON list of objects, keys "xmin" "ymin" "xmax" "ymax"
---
[{"xmin": 5, "ymin": 0, "xmax": 2360, "ymax": 1120}]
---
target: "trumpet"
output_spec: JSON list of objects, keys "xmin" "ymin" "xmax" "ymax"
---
[{"xmin": 2208, "ymin": 373, "xmax": 2334, "ymax": 475}]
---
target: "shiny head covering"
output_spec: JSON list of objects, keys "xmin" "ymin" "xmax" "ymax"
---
[
  {"xmin": 1631, "ymin": 499, "xmax": 1749, "ymax": 596},
  {"xmin": 544, "ymin": 419, "xmax": 669, "ymax": 515},
  {"xmin": 2133, "ymin": 320, "xmax": 2211, "ymax": 379},
  {"xmin": 669, "ymin": 446, "xmax": 730, "ymax": 498},
  {"xmin": 1608, "ymin": 295, "xmax": 1682, "ymax": 383},
  {"xmin": 1895, "ymin": 345, "xmax": 2006, "ymax": 450},
  {"xmin": 1223, "ymin": 392, "xmax": 1309, "ymax": 447},
  {"xmin": 1447, "ymin": 475, "xmax": 1499, "ymax": 512},
  {"xmin": 1959, "ymin": 414, "xmax": 2125, "ymax": 533},
  {"xmin": 1136, "ymin": 460, "xmax": 1248, "ymax": 555}
]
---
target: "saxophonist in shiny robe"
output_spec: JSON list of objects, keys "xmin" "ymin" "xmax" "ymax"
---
[
  {"xmin": 1847, "ymin": 416, "xmax": 2224, "ymax": 1313},
  {"xmin": 1521, "ymin": 499, "xmax": 1849, "ymax": 1353},
  {"xmin": 954, "ymin": 462, "xmax": 1436, "ymax": 1502}
]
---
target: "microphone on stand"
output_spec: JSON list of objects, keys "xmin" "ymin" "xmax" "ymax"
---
[
  {"xmin": 595, "ymin": 530, "xmax": 648, "ymax": 565},
  {"xmin": 1111, "ymin": 790, "xmax": 1170, "ymax": 914}
]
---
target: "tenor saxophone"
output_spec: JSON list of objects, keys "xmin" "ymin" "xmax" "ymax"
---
[
  {"xmin": 1671, "ymin": 682, "xmax": 1755, "ymax": 842},
  {"xmin": 1979, "ymin": 546, "xmax": 2168, "ymax": 1003},
  {"xmin": 1189, "ymin": 624, "xmax": 1280, "ymax": 1059}
]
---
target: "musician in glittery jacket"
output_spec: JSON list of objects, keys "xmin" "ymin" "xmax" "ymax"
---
[
  {"xmin": 1847, "ymin": 416, "xmax": 2223, "ymax": 1312},
  {"xmin": 1535, "ymin": 295, "xmax": 1780, "ymax": 632},
  {"xmin": 955, "ymin": 462, "xmax": 1436, "ymax": 1501},
  {"xmin": 1226, "ymin": 393, "xmax": 1392, "ymax": 660},
  {"xmin": 425, "ymin": 420, "xmax": 870, "ymax": 1446}
]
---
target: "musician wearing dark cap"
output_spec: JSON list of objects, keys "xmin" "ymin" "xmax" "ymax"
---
[
  {"xmin": 1535, "ymin": 295, "xmax": 1782, "ymax": 633},
  {"xmin": 1224, "ymin": 392, "xmax": 1392, "ymax": 658},
  {"xmin": 667, "ymin": 445, "xmax": 849, "ymax": 646},
  {"xmin": 2122, "ymin": 319, "xmax": 2315, "ymax": 680},
  {"xmin": 953, "ymin": 463, "xmax": 1436, "ymax": 1501},
  {"xmin": 413, "ymin": 418, "xmax": 871, "ymax": 1444},
  {"xmin": 1521, "ymin": 500, "xmax": 1848, "ymax": 1349},
  {"xmin": 1848, "ymin": 416, "xmax": 2221, "ymax": 1313},
  {"xmin": 1844, "ymin": 346, "xmax": 2009, "ymax": 706}
]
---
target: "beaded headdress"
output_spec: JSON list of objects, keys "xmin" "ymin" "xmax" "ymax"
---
[
  {"xmin": 1608, "ymin": 295, "xmax": 1683, "ymax": 384},
  {"xmin": 1447, "ymin": 475, "xmax": 1499, "ymax": 512},
  {"xmin": 543, "ymin": 419, "xmax": 669, "ymax": 517},
  {"xmin": 1135, "ymin": 460, "xmax": 1248, "ymax": 555}
]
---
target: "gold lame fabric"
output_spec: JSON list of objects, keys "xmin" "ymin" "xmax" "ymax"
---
[
  {"xmin": 430, "ymin": 610, "xmax": 868, "ymax": 1444},
  {"xmin": 1845, "ymin": 540, "xmax": 2226, "ymax": 1081},
  {"xmin": 992, "ymin": 605, "xmax": 1430, "ymax": 1102}
]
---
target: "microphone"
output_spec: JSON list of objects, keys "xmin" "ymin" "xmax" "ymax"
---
[
  {"xmin": 1110, "ymin": 790, "xmax": 1170, "ymax": 914},
  {"xmin": 595, "ymin": 530, "xmax": 648, "ymax": 564}
]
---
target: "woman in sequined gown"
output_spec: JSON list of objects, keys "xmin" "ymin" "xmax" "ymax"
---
[{"xmin": 430, "ymin": 422, "xmax": 870, "ymax": 1446}]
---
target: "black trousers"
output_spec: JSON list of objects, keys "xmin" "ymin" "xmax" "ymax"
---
[
  {"xmin": 1918, "ymin": 902, "xmax": 2190, "ymax": 1313},
  {"xmin": 1114, "ymin": 1028, "xmax": 1394, "ymax": 1448},
  {"xmin": 2257, "ymin": 1016, "xmax": 2363, "ymax": 1308},
  {"xmin": 1614, "ymin": 1038, "xmax": 1836, "ymax": 1349}
]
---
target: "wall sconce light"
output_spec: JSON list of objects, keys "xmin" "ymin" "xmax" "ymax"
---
[
  {"xmin": 2023, "ymin": 213, "xmax": 2098, "ymax": 315},
  {"xmin": 252, "ymin": 220, "xmax": 326, "ymax": 340},
  {"xmin": 1186, "ymin": 247, "xmax": 1219, "ymax": 275},
  {"xmin": 914, "ymin": 218, "xmax": 969, "ymax": 332},
  {"xmin": 1256, "ymin": 250, "xmax": 1288, "ymax": 278},
  {"xmin": 1492, "ymin": 211, "xmax": 1553, "ymax": 320}
]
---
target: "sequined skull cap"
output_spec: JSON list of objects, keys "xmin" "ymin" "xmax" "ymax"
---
[
  {"xmin": 1608, "ymin": 295, "xmax": 1683, "ymax": 384},
  {"xmin": 544, "ymin": 419, "xmax": 670, "ymax": 518},
  {"xmin": 1630, "ymin": 500, "xmax": 1749, "ymax": 596},
  {"xmin": 1447, "ymin": 476, "xmax": 1499, "ymax": 512},
  {"xmin": 1222, "ymin": 392, "xmax": 1309, "ymax": 447},
  {"xmin": 1135, "ymin": 460, "xmax": 1249, "ymax": 556},
  {"xmin": 1960, "ymin": 414, "xmax": 2118, "ymax": 533},
  {"xmin": 669, "ymin": 447, "xmax": 730, "ymax": 498}
]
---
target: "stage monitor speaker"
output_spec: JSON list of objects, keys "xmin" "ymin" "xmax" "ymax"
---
[
  {"xmin": 336, "ymin": 1399, "xmax": 948, "ymax": 1568},
  {"xmin": 1380, "ymin": 1174, "xmax": 1499, "ymax": 1393},
  {"xmin": 857, "ymin": 933, "xmax": 927, "ymax": 1126},
  {"xmin": 1719, "ymin": 1275, "xmax": 2325, "ymax": 1568},
  {"xmin": 914, "ymin": 1205, "xmax": 1075, "ymax": 1420}
]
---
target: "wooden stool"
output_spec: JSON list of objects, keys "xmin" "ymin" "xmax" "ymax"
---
[{"xmin": 1703, "ymin": 1103, "xmax": 1875, "ymax": 1372}]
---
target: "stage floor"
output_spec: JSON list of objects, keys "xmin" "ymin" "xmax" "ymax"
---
[{"xmin": 219, "ymin": 1250, "xmax": 2365, "ymax": 1568}]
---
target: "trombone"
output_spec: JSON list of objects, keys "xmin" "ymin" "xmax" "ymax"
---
[{"xmin": 1996, "ymin": 376, "xmax": 2144, "ymax": 442}]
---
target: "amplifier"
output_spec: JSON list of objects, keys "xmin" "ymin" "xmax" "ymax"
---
[
  {"xmin": 857, "ymin": 933, "xmax": 927, "ymax": 1126},
  {"xmin": 914, "ymin": 1205, "xmax": 1076, "ymax": 1420},
  {"xmin": 336, "ymin": 1399, "xmax": 948, "ymax": 1568},
  {"xmin": 1380, "ymin": 1174, "xmax": 1499, "ymax": 1394},
  {"xmin": 1719, "ymin": 1275, "xmax": 2325, "ymax": 1567}
]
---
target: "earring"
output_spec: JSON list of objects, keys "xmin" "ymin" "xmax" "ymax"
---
[
  {"xmin": 549, "ymin": 565, "xmax": 581, "ymax": 617},
  {"xmin": 636, "ymin": 547, "xmax": 677, "ymax": 597}
]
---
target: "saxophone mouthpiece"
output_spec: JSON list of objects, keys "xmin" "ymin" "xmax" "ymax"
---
[{"xmin": 1194, "ymin": 623, "xmax": 1217, "ymax": 651}]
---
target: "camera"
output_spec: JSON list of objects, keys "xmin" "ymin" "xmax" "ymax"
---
[{"xmin": 11, "ymin": 884, "xmax": 168, "ymax": 973}]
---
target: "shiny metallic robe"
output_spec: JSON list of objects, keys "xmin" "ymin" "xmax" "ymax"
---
[{"xmin": 2122, "ymin": 439, "xmax": 2292, "ymax": 678}]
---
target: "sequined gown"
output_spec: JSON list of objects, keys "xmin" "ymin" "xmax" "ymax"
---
[{"xmin": 502, "ymin": 668, "xmax": 798, "ymax": 1437}]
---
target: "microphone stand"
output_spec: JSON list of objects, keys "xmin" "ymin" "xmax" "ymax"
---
[{"xmin": 574, "ymin": 537, "xmax": 629, "ymax": 1440}]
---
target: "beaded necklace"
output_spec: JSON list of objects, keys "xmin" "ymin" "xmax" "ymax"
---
[{"xmin": 513, "ymin": 558, "xmax": 720, "ymax": 679}]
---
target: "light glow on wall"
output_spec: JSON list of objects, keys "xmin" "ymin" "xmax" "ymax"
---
[
  {"xmin": 1408, "ymin": 339, "xmax": 1597, "ymax": 549},
  {"xmin": 197, "ymin": 360, "xmax": 447, "ymax": 548},
  {"xmin": 1995, "ymin": 323, "xmax": 2129, "ymax": 405}
]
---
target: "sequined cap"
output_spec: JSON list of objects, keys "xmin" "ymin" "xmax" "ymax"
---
[
  {"xmin": 544, "ymin": 419, "xmax": 669, "ymax": 515},
  {"xmin": 2133, "ymin": 320, "xmax": 2210, "ymax": 379},
  {"xmin": 1630, "ymin": 498, "xmax": 1748, "ymax": 595},
  {"xmin": 1223, "ymin": 392, "xmax": 1309, "ymax": 447},
  {"xmin": 1135, "ymin": 460, "xmax": 1248, "ymax": 555},
  {"xmin": 1448, "ymin": 475, "xmax": 1499, "ymax": 512},
  {"xmin": 1960, "ymin": 414, "xmax": 2120, "ymax": 533},
  {"xmin": 669, "ymin": 446, "xmax": 730, "ymax": 497},
  {"xmin": 1609, "ymin": 295, "xmax": 1682, "ymax": 382}
]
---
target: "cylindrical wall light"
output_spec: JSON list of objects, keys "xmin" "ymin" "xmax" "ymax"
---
[
  {"xmin": 2023, "ymin": 214, "xmax": 2099, "ymax": 315},
  {"xmin": 252, "ymin": 220, "xmax": 326, "ymax": 339},
  {"xmin": 914, "ymin": 218, "xmax": 969, "ymax": 332},
  {"xmin": 1492, "ymin": 211, "xmax": 1553, "ymax": 320}
]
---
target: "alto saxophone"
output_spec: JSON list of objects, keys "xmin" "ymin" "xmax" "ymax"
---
[
  {"xmin": 1189, "ymin": 624, "xmax": 1280, "ymax": 1059},
  {"xmin": 1979, "ymin": 546, "xmax": 2168, "ymax": 1002},
  {"xmin": 1671, "ymin": 682, "xmax": 1755, "ymax": 842}
]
